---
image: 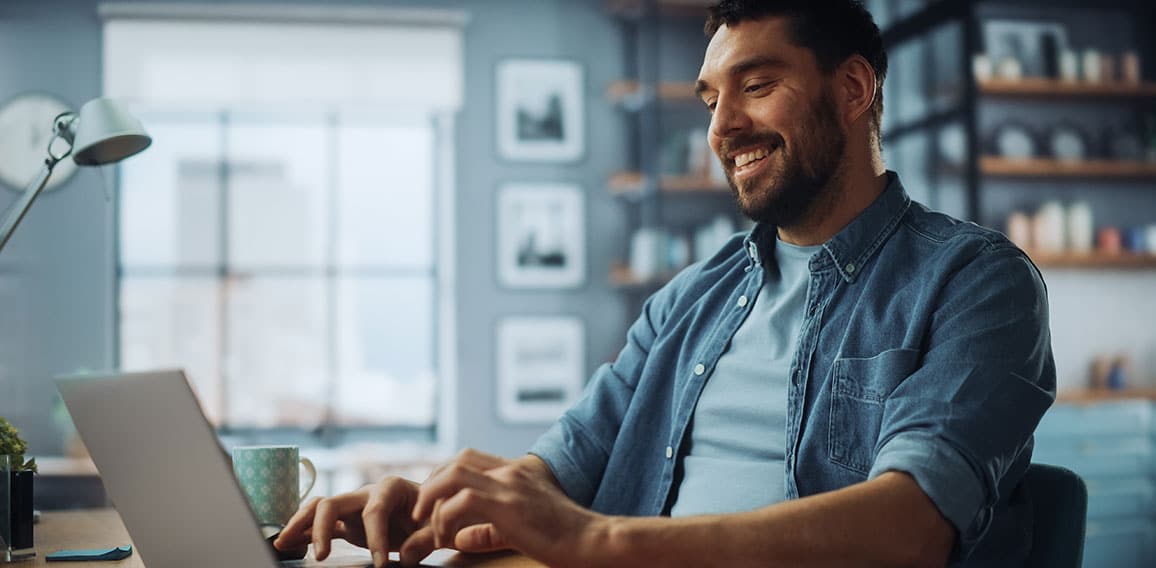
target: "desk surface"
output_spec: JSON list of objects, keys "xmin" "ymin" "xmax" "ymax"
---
[{"xmin": 26, "ymin": 509, "xmax": 544, "ymax": 567}]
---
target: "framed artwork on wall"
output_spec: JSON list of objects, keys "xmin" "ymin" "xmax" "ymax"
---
[
  {"xmin": 496, "ymin": 182, "xmax": 585, "ymax": 289},
  {"xmin": 496, "ymin": 316, "xmax": 585, "ymax": 424},
  {"xmin": 495, "ymin": 59, "xmax": 585, "ymax": 162}
]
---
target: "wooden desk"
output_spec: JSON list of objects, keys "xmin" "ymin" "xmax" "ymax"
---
[{"xmin": 25, "ymin": 509, "xmax": 544, "ymax": 567}]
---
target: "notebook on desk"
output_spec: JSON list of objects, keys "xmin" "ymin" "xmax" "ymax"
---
[{"xmin": 55, "ymin": 369, "xmax": 445, "ymax": 568}]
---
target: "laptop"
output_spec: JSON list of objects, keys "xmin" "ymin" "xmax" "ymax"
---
[{"xmin": 56, "ymin": 369, "xmax": 452, "ymax": 568}]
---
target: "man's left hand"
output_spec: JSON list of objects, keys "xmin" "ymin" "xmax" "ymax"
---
[{"xmin": 411, "ymin": 451, "xmax": 606, "ymax": 568}]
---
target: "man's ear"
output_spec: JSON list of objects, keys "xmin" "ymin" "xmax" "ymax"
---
[{"xmin": 835, "ymin": 55, "xmax": 877, "ymax": 128}]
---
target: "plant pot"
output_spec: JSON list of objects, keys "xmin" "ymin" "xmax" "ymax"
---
[{"xmin": 7, "ymin": 471, "xmax": 33, "ymax": 551}]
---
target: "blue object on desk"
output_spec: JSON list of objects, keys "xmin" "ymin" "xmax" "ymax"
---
[{"xmin": 46, "ymin": 545, "xmax": 133, "ymax": 562}]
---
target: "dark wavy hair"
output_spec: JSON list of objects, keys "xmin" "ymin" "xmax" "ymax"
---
[{"xmin": 706, "ymin": 0, "xmax": 888, "ymax": 146}]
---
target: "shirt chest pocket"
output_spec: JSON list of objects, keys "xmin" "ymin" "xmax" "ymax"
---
[{"xmin": 828, "ymin": 348, "xmax": 920, "ymax": 475}]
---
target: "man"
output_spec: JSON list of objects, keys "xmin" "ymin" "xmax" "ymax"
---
[{"xmin": 276, "ymin": 1, "xmax": 1055, "ymax": 566}]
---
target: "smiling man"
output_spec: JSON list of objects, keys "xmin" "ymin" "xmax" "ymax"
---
[{"xmin": 276, "ymin": 1, "xmax": 1056, "ymax": 567}]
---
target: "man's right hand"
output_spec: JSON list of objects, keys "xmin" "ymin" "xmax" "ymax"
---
[
  {"xmin": 275, "ymin": 476, "xmax": 435, "ymax": 566},
  {"xmin": 274, "ymin": 450, "xmax": 532, "ymax": 567}
]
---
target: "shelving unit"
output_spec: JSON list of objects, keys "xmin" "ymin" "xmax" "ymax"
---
[
  {"xmin": 980, "ymin": 157, "xmax": 1156, "ymax": 178},
  {"xmin": 977, "ymin": 78, "xmax": 1156, "ymax": 98},
  {"xmin": 609, "ymin": 264, "xmax": 678, "ymax": 289},
  {"xmin": 603, "ymin": 0, "xmax": 732, "ymax": 293},
  {"xmin": 1056, "ymin": 388, "xmax": 1156, "ymax": 404},
  {"xmin": 607, "ymin": 171, "xmax": 728, "ymax": 196},
  {"xmin": 606, "ymin": 80, "xmax": 699, "ymax": 106},
  {"xmin": 880, "ymin": 0, "xmax": 1156, "ymax": 254},
  {"xmin": 1026, "ymin": 250, "xmax": 1156, "ymax": 269}
]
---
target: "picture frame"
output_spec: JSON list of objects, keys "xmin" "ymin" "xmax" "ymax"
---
[
  {"xmin": 496, "ymin": 316, "xmax": 585, "ymax": 424},
  {"xmin": 982, "ymin": 19, "xmax": 1069, "ymax": 79},
  {"xmin": 496, "ymin": 59, "xmax": 585, "ymax": 163},
  {"xmin": 497, "ymin": 182, "xmax": 585, "ymax": 289}
]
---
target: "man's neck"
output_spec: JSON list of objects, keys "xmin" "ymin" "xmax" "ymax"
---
[{"xmin": 777, "ymin": 160, "xmax": 887, "ymax": 247}]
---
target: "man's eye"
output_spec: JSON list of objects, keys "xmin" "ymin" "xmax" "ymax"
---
[
  {"xmin": 705, "ymin": 101, "xmax": 717, "ymax": 113},
  {"xmin": 745, "ymin": 82, "xmax": 769, "ymax": 93}
]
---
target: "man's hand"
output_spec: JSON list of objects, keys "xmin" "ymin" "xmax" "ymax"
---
[
  {"xmin": 274, "ymin": 475, "xmax": 435, "ymax": 567},
  {"xmin": 273, "ymin": 449, "xmax": 573, "ymax": 567},
  {"xmin": 412, "ymin": 451, "xmax": 607, "ymax": 568}
]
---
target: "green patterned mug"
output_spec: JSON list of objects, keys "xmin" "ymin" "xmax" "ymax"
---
[{"xmin": 232, "ymin": 445, "xmax": 317, "ymax": 526}]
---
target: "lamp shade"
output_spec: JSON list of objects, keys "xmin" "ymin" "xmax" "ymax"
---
[{"xmin": 70, "ymin": 98, "xmax": 151, "ymax": 166}]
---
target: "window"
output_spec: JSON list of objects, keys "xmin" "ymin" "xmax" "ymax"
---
[
  {"xmin": 106, "ymin": 10, "xmax": 462, "ymax": 446},
  {"xmin": 118, "ymin": 111, "xmax": 442, "ymax": 435}
]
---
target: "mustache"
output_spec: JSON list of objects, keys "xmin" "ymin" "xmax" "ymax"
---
[{"xmin": 718, "ymin": 131, "xmax": 784, "ymax": 158}]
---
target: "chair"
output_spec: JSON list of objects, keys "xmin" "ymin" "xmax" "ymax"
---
[{"xmin": 1022, "ymin": 463, "xmax": 1088, "ymax": 568}]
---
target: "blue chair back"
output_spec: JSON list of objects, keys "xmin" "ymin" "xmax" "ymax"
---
[{"xmin": 1022, "ymin": 463, "xmax": 1087, "ymax": 568}]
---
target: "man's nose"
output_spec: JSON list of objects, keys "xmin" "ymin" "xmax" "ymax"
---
[{"xmin": 709, "ymin": 94, "xmax": 751, "ymax": 139}]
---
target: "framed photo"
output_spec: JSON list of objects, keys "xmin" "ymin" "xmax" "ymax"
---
[
  {"xmin": 982, "ymin": 20, "xmax": 1069, "ymax": 78},
  {"xmin": 496, "ymin": 316, "xmax": 585, "ymax": 424},
  {"xmin": 496, "ymin": 59, "xmax": 585, "ymax": 162},
  {"xmin": 497, "ymin": 182, "xmax": 585, "ymax": 289}
]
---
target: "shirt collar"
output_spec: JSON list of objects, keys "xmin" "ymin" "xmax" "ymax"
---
[{"xmin": 742, "ymin": 171, "xmax": 911, "ymax": 283}]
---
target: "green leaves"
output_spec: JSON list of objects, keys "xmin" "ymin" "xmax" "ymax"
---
[{"xmin": 0, "ymin": 416, "xmax": 36, "ymax": 473}]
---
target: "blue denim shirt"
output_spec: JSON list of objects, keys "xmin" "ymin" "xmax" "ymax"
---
[{"xmin": 529, "ymin": 172, "xmax": 1056, "ymax": 565}]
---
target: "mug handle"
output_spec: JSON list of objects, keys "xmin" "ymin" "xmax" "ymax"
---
[{"xmin": 298, "ymin": 457, "xmax": 317, "ymax": 500}]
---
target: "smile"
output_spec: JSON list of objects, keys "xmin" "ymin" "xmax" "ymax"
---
[
  {"xmin": 734, "ymin": 147, "xmax": 770, "ymax": 167},
  {"xmin": 731, "ymin": 145, "xmax": 777, "ymax": 177}
]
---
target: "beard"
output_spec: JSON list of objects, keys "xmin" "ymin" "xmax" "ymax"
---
[{"xmin": 719, "ymin": 87, "xmax": 847, "ymax": 228}]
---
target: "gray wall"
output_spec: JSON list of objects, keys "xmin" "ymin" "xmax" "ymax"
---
[{"xmin": 0, "ymin": 0, "xmax": 641, "ymax": 458}]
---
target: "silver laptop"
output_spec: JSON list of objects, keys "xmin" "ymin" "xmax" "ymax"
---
[{"xmin": 56, "ymin": 369, "xmax": 382, "ymax": 568}]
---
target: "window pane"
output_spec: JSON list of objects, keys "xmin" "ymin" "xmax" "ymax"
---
[
  {"xmin": 336, "ymin": 119, "xmax": 434, "ymax": 268},
  {"xmin": 119, "ymin": 113, "xmax": 222, "ymax": 269},
  {"xmin": 119, "ymin": 276, "xmax": 223, "ymax": 423},
  {"xmin": 335, "ymin": 277, "xmax": 435, "ymax": 426},
  {"xmin": 226, "ymin": 119, "xmax": 329, "ymax": 270},
  {"xmin": 225, "ymin": 276, "xmax": 329, "ymax": 427}
]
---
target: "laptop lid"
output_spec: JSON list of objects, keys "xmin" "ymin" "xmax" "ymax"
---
[{"xmin": 56, "ymin": 369, "xmax": 281, "ymax": 568}]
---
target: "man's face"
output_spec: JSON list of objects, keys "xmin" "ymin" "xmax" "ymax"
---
[{"xmin": 696, "ymin": 17, "xmax": 847, "ymax": 227}]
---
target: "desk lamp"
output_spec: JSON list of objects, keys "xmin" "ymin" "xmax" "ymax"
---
[{"xmin": 0, "ymin": 97, "xmax": 151, "ymax": 253}]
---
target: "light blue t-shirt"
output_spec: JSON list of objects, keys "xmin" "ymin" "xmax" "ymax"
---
[{"xmin": 669, "ymin": 237, "xmax": 820, "ymax": 517}]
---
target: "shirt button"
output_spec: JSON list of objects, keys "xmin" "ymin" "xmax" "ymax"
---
[
  {"xmin": 693, "ymin": 363, "xmax": 705, "ymax": 375},
  {"xmin": 845, "ymin": 263, "xmax": 856, "ymax": 274},
  {"xmin": 665, "ymin": 446, "xmax": 673, "ymax": 459},
  {"xmin": 737, "ymin": 295, "xmax": 748, "ymax": 308}
]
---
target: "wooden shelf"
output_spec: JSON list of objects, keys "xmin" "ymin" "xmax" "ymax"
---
[
  {"xmin": 609, "ymin": 264, "xmax": 675, "ymax": 289},
  {"xmin": 1026, "ymin": 250, "xmax": 1156, "ymax": 269},
  {"xmin": 606, "ymin": 80, "xmax": 699, "ymax": 105},
  {"xmin": 978, "ymin": 78, "xmax": 1156, "ymax": 98},
  {"xmin": 608, "ymin": 171, "xmax": 730, "ymax": 196},
  {"xmin": 1057, "ymin": 388, "xmax": 1156, "ymax": 404},
  {"xmin": 980, "ymin": 156, "xmax": 1156, "ymax": 178}
]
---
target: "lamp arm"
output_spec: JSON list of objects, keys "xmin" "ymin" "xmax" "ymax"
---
[{"xmin": 0, "ymin": 158, "xmax": 60, "ymax": 255}]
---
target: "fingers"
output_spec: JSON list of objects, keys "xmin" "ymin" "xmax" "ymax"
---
[
  {"xmin": 431, "ymin": 487, "xmax": 506, "ymax": 549},
  {"xmin": 363, "ymin": 477, "xmax": 418, "ymax": 568},
  {"xmin": 275, "ymin": 496, "xmax": 322, "ymax": 550},
  {"xmin": 413, "ymin": 463, "xmax": 502, "ymax": 522},
  {"xmin": 426, "ymin": 449, "xmax": 508, "ymax": 482},
  {"xmin": 311, "ymin": 491, "xmax": 370, "ymax": 560},
  {"xmin": 399, "ymin": 526, "xmax": 437, "ymax": 566},
  {"xmin": 454, "ymin": 523, "xmax": 509, "ymax": 553}
]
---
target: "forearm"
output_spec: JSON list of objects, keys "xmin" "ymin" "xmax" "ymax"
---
[{"xmin": 591, "ymin": 472, "xmax": 954, "ymax": 568}]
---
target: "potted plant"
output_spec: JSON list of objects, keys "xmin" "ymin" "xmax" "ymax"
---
[{"xmin": 0, "ymin": 416, "xmax": 36, "ymax": 553}]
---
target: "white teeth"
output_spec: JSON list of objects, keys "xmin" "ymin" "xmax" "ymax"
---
[{"xmin": 734, "ymin": 147, "xmax": 770, "ymax": 168}]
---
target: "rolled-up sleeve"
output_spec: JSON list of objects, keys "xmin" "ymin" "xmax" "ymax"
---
[{"xmin": 869, "ymin": 245, "xmax": 1056, "ymax": 559}]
